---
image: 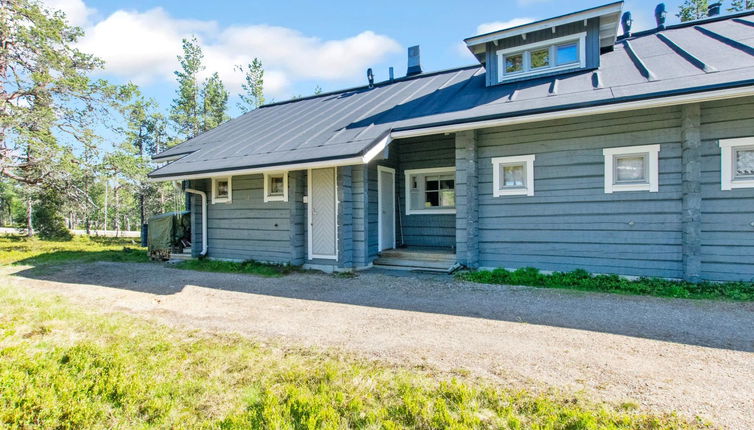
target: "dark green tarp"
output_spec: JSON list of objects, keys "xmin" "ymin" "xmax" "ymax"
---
[{"xmin": 147, "ymin": 211, "xmax": 190, "ymax": 256}]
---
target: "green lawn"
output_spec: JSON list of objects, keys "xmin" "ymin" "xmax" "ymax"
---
[
  {"xmin": 0, "ymin": 283, "xmax": 709, "ymax": 429},
  {"xmin": 0, "ymin": 235, "xmax": 148, "ymax": 266},
  {"xmin": 458, "ymin": 267, "xmax": 754, "ymax": 301}
]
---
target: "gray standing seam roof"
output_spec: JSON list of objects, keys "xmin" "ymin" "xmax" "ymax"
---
[{"xmin": 149, "ymin": 11, "xmax": 754, "ymax": 179}]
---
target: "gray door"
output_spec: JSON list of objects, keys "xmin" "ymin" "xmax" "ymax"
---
[
  {"xmin": 309, "ymin": 168, "xmax": 337, "ymax": 259},
  {"xmin": 378, "ymin": 167, "xmax": 395, "ymax": 251}
]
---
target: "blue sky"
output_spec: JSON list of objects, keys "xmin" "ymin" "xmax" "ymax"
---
[{"xmin": 48, "ymin": 0, "xmax": 696, "ymax": 117}]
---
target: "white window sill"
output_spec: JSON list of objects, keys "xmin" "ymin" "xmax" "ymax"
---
[
  {"xmin": 264, "ymin": 195, "xmax": 287, "ymax": 202},
  {"xmin": 494, "ymin": 187, "xmax": 532, "ymax": 197},
  {"xmin": 728, "ymin": 179, "xmax": 754, "ymax": 189},
  {"xmin": 608, "ymin": 183, "xmax": 653, "ymax": 193},
  {"xmin": 212, "ymin": 197, "xmax": 231, "ymax": 204}
]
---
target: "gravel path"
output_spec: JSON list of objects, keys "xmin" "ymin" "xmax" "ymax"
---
[{"xmin": 5, "ymin": 262, "xmax": 754, "ymax": 428}]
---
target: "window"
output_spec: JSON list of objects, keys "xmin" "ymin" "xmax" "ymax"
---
[
  {"xmin": 497, "ymin": 33, "xmax": 586, "ymax": 82},
  {"xmin": 405, "ymin": 167, "xmax": 456, "ymax": 215},
  {"xmin": 263, "ymin": 171, "xmax": 288, "ymax": 202},
  {"xmin": 603, "ymin": 145, "xmax": 660, "ymax": 193},
  {"xmin": 720, "ymin": 138, "xmax": 754, "ymax": 190},
  {"xmin": 492, "ymin": 155, "xmax": 535, "ymax": 197},
  {"xmin": 211, "ymin": 177, "xmax": 232, "ymax": 204}
]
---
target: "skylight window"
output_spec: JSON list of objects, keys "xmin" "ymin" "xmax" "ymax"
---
[{"xmin": 497, "ymin": 33, "xmax": 586, "ymax": 82}]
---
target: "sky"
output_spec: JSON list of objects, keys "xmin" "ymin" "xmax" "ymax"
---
[{"xmin": 45, "ymin": 0, "xmax": 697, "ymax": 117}]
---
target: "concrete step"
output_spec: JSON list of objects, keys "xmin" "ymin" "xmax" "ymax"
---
[
  {"xmin": 168, "ymin": 252, "xmax": 193, "ymax": 261},
  {"xmin": 379, "ymin": 249, "xmax": 455, "ymax": 263},
  {"xmin": 373, "ymin": 257, "xmax": 453, "ymax": 270}
]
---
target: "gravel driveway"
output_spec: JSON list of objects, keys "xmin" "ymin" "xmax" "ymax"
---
[{"xmin": 5, "ymin": 262, "xmax": 754, "ymax": 428}]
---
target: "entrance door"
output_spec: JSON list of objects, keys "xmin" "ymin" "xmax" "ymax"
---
[
  {"xmin": 378, "ymin": 166, "xmax": 396, "ymax": 251},
  {"xmin": 308, "ymin": 167, "xmax": 338, "ymax": 259}
]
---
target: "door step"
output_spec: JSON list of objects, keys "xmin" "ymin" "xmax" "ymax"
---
[{"xmin": 373, "ymin": 248, "xmax": 456, "ymax": 272}]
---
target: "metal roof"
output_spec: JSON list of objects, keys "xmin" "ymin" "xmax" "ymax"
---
[{"xmin": 150, "ymin": 11, "xmax": 754, "ymax": 179}]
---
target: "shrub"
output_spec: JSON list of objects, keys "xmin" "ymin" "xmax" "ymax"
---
[
  {"xmin": 31, "ymin": 188, "xmax": 72, "ymax": 241},
  {"xmin": 457, "ymin": 267, "xmax": 754, "ymax": 301}
]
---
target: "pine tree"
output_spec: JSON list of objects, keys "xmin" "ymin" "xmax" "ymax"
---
[
  {"xmin": 0, "ymin": 0, "xmax": 112, "ymax": 185},
  {"xmin": 729, "ymin": 0, "xmax": 754, "ymax": 11},
  {"xmin": 201, "ymin": 72, "xmax": 229, "ymax": 131},
  {"xmin": 677, "ymin": 0, "xmax": 709, "ymax": 21},
  {"xmin": 170, "ymin": 37, "xmax": 204, "ymax": 139},
  {"xmin": 236, "ymin": 58, "xmax": 265, "ymax": 113}
]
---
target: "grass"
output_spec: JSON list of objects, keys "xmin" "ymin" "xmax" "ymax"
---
[
  {"xmin": 173, "ymin": 258, "xmax": 299, "ymax": 277},
  {"xmin": 457, "ymin": 267, "xmax": 754, "ymax": 301},
  {"xmin": 0, "ymin": 284, "xmax": 710, "ymax": 429},
  {"xmin": 0, "ymin": 235, "xmax": 148, "ymax": 266}
]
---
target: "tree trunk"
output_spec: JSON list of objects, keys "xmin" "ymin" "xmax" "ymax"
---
[
  {"xmin": 114, "ymin": 185, "xmax": 120, "ymax": 237},
  {"xmin": 25, "ymin": 198, "xmax": 33, "ymax": 237},
  {"xmin": 103, "ymin": 180, "xmax": 108, "ymax": 234}
]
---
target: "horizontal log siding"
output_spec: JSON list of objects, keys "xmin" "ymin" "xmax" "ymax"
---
[
  {"xmin": 396, "ymin": 135, "xmax": 457, "ymax": 248},
  {"xmin": 476, "ymin": 106, "xmax": 685, "ymax": 278},
  {"xmin": 700, "ymin": 97, "xmax": 754, "ymax": 281},
  {"xmin": 351, "ymin": 164, "xmax": 369, "ymax": 267},
  {"xmin": 204, "ymin": 174, "xmax": 292, "ymax": 262}
]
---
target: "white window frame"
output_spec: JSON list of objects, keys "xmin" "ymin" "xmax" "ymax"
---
[
  {"xmin": 603, "ymin": 145, "xmax": 660, "ymax": 193},
  {"xmin": 211, "ymin": 176, "xmax": 232, "ymax": 204},
  {"xmin": 404, "ymin": 167, "xmax": 456, "ymax": 215},
  {"xmin": 492, "ymin": 155, "xmax": 535, "ymax": 197},
  {"xmin": 720, "ymin": 138, "xmax": 754, "ymax": 190},
  {"xmin": 496, "ymin": 32, "xmax": 586, "ymax": 83},
  {"xmin": 263, "ymin": 171, "xmax": 288, "ymax": 202}
]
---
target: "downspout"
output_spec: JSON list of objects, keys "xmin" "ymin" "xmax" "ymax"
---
[{"xmin": 175, "ymin": 181, "xmax": 207, "ymax": 257}]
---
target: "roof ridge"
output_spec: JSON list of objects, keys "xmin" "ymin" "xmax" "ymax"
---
[{"xmin": 618, "ymin": 9, "xmax": 754, "ymax": 40}]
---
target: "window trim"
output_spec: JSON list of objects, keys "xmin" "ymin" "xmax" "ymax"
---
[
  {"xmin": 603, "ymin": 145, "xmax": 660, "ymax": 193},
  {"xmin": 491, "ymin": 155, "xmax": 535, "ymax": 197},
  {"xmin": 404, "ymin": 167, "xmax": 456, "ymax": 215},
  {"xmin": 720, "ymin": 138, "xmax": 754, "ymax": 190},
  {"xmin": 263, "ymin": 171, "xmax": 288, "ymax": 202},
  {"xmin": 211, "ymin": 176, "xmax": 232, "ymax": 204},
  {"xmin": 496, "ymin": 32, "xmax": 586, "ymax": 83}
]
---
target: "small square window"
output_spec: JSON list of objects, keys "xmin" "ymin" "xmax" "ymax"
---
[
  {"xmin": 212, "ymin": 177, "xmax": 232, "ymax": 204},
  {"xmin": 556, "ymin": 43, "xmax": 579, "ymax": 65},
  {"xmin": 492, "ymin": 155, "xmax": 535, "ymax": 197},
  {"xmin": 530, "ymin": 48, "xmax": 550, "ymax": 69},
  {"xmin": 603, "ymin": 145, "xmax": 660, "ymax": 193},
  {"xmin": 505, "ymin": 53, "xmax": 523, "ymax": 74},
  {"xmin": 502, "ymin": 164, "xmax": 526, "ymax": 188},
  {"xmin": 614, "ymin": 154, "xmax": 648, "ymax": 184},
  {"xmin": 734, "ymin": 147, "xmax": 754, "ymax": 179},
  {"xmin": 720, "ymin": 138, "xmax": 754, "ymax": 190},
  {"xmin": 264, "ymin": 172, "xmax": 288, "ymax": 202}
]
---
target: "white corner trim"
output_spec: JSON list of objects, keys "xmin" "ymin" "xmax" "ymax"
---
[
  {"xmin": 263, "ymin": 171, "xmax": 289, "ymax": 202},
  {"xmin": 404, "ymin": 166, "xmax": 457, "ymax": 215},
  {"xmin": 603, "ymin": 144, "xmax": 660, "ymax": 194},
  {"xmin": 211, "ymin": 176, "xmax": 232, "ymax": 204},
  {"xmin": 492, "ymin": 154, "xmax": 535, "ymax": 197},
  {"xmin": 377, "ymin": 165, "xmax": 396, "ymax": 251},
  {"xmin": 720, "ymin": 137, "xmax": 754, "ymax": 190}
]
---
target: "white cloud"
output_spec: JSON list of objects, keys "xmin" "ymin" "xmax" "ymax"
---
[
  {"xmin": 476, "ymin": 17, "xmax": 536, "ymax": 35},
  {"xmin": 70, "ymin": 4, "xmax": 401, "ymax": 98},
  {"xmin": 43, "ymin": 0, "xmax": 95, "ymax": 27}
]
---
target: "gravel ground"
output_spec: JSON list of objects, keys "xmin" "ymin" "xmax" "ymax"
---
[{"xmin": 5, "ymin": 262, "xmax": 754, "ymax": 429}]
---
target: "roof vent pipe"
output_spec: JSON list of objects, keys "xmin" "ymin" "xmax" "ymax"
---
[
  {"xmin": 621, "ymin": 11, "xmax": 633, "ymax": 38},
  {"xmin": 654, "ymin": 3, "xmax": 667, "ymax": 30},
  {"xmin": 406, "ymin": 45, "xmax": 422, "ymax": 76},
  {"xmin": 367, "ymin": 68, "xmax": 374, "ymax": 88},
  {"xmin": 389, "ymin": 66, "xmax": 395, "ymax": 81},
  {"xmin": 707, "ymin": 2, "xmax": 722, "ymax": 16}
]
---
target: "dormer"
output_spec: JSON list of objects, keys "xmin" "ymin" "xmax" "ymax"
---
[{"xmin": 464, "ymin": 2, "xmax": 623, "ymax": 87}]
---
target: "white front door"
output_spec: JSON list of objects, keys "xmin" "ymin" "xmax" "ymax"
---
[
  {"xmin": 378, "ymin": 166, "xmax": 396, "ymax": 251},
  {"xmin": 308, "ymin": 167, "xmax": 338, "ymax": 259}
]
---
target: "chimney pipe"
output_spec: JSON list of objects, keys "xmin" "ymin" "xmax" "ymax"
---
[
  {"xmin": 707, "ymin": 2, "xmax": 722, "ymax": 17},
  {"xmin": 389, "ymin": 67, "xmax": 395, "ymax": 81},
  {"xmin": 621, "ymin": 11, "xmax": 633, "ymax": 38},
  {"xmin": 406, "ymin": 45, "xmax": 422, "ymax": 76},
  {"xmin": 654, "ymin": 3, "xmax": 667, "ymax": 30},
  {"xmin": 367, "ymin": 68, "xmax": 374, "ymax": 88}
]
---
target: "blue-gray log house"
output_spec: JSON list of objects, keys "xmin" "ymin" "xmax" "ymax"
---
[{"xmin": 149, "ymin": 2, "xmax": 754, "ymax": 281}]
